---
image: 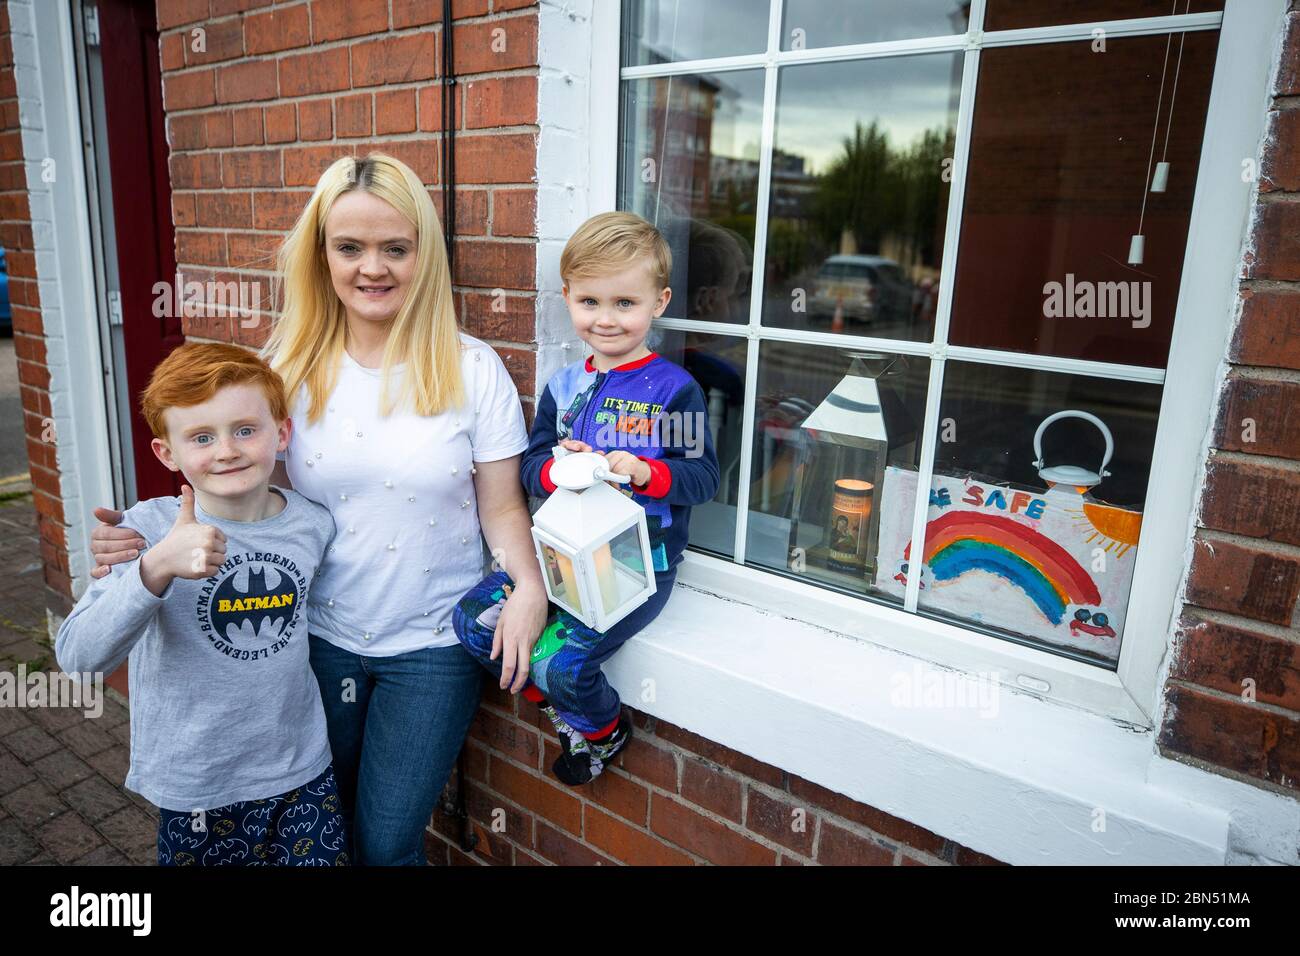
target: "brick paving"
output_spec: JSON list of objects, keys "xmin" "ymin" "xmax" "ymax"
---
[{"xmin": 0, "ymin": 490, "xmax": 155, "ymax": 865}]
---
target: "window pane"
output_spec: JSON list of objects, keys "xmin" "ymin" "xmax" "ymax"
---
[
  {"xmin": 619, "ymin": 71, "xmax": 764, "ymax": 324},
  {"xmin": 781, "ymin": 0, "xmax": 970, "ymax": 49},
  {"xmin": 949, "ymin": 32, "xmax": 1219, "ymax": 367},
  {"xmin": 984, "ymin": 0, "xmax": 1223, "ymax": 32},
  {"xmin": 653, "ymin": 330, "xmax": 748, "ymax": 558},
  {"xmin": 761, "ymin": 54, "xmax": 961, "ymax": 341},
  {"xmin": 596, "ymin": 525, "xmax": 649, "ymax": 613},
  {"xmin": 878, "ymin": 362, "xmax": 1161, "ymax": 666},
  {"xmin": 745, "ymin": 343, "xmax": 929, "ymax": 606},
  {"xmin": 541, "ymin": 542, "xmax": 585, "ymax": 618},
  {"xmin": 621, "ymin": 0, "xmax": 770, "ymax": 67}
]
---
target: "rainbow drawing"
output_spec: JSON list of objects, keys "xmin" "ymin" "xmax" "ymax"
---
[{"xmin": 904, "ymin": 511, "xmax": 1102, "ymax": 626}]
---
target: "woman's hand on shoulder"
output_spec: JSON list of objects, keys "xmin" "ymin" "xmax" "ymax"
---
[
  {"xmin": 490, "ymin": 578, "xmax": 550, "ymax": 693},
  {"xmin": 89, "ymin": 505, "xmax": 147, "ymax": 580}
]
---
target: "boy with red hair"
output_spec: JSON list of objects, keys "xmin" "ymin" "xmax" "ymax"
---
[{"xmin": 56, "ymin": 342, "xmax": 348, "ymax": 866}]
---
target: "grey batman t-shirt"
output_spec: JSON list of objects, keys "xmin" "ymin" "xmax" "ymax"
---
[{"xmin": 55, "ymin": 486, "xmax": 336, "ymax": 811}]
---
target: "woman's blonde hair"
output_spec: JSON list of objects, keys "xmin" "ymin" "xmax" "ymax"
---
[{"xmin": 262, "ymin": 153, "xmax": 464, "ymax": 425}]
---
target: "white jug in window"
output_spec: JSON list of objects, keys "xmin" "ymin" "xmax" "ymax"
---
[{"xmin": 1032, "ymin": 410, "xmax": 1114, "ymax": 492}]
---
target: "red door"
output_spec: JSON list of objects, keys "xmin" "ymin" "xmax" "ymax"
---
[{"xmin": 97, "ymin": 0, "xmax": 183, "ymax": 500}]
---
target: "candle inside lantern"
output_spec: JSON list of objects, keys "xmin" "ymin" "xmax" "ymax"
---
[
  {"xmin": 826, "ymin": 478, "xmax": 874, "ymax": 574},
  {"xmin": 592, "ymin": 541, "xmax": 620, "ymax": 614}
]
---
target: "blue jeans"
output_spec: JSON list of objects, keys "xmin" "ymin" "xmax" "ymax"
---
[{"xmin": 308, "ymin": 634, "xmax": 483, "ymax": 866}]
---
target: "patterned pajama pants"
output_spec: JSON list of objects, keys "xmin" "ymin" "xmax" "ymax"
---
[
  {"xmin": 451, "ymin": 569, "xmax": 674, "ymax": 735},
  {"xmin": 156, "ymin": 763, "xmax": 350, "ymax": 866}
]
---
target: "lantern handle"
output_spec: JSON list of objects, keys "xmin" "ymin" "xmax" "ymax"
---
[
  {"xmin": 593, "ymin": 464, "xmax": 631, "ymax": 485},
  {"xmin": 1032, "ymin": 410, "xmax": 1113, "ymax": 478}
]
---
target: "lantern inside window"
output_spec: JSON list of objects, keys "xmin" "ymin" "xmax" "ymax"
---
[
  {"xmin": 786, "ymin": 353, "xmax": 901, "ymax": 591},
  {"xmin": 531, "ymin": 451, "xmax": 657, "ymax": 632}
]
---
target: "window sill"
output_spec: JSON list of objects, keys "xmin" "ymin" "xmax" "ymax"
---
[{"xmin": 604, "ymin": 564, "xmax": 1300, "ymax": 865}]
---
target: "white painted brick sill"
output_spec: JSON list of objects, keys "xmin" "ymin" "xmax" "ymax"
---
[{"xmin": 604, "ymin": 568, "xmax": 1300, "ymax": 865}]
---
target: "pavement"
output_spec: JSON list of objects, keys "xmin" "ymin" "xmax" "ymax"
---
[
  {"xmin": 0, "ymin": 492, "xmax": 157, "ymax": 865},
  {"xmin": 0, "ymin": 337, "xmax": 28, "ymax": 478},
  {"xmin": 0, "ymin": 332, "xmax": 157, "ymax": 864}
]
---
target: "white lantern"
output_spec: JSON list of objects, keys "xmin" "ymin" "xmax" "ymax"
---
[{"xmin": 531, "ymin": 450, "xmax": 657, "ymax": 632}]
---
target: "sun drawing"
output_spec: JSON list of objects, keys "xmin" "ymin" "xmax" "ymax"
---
[{"xmin": 1068, "ymin": 503, "xmax": 1143, "ymax": 558}]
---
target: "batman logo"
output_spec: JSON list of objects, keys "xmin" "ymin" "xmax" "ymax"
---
[
  {"xmin": 211, "ymin": 564, "xmax": 300, "ymax": 643},
  {"xmin": 242, "ymin": 804, "xmax": 274, "ymax": 834},
  {"xmin": 278, "ymin": 802, "xmax": 319, "ymax": 836},
  {"xmin": 165, "ymin": 814, "xmax": 208, "ymax": 850},
  {"xmin": 318, "ymin": 815, "xmax": 345, "ymax": 852},
  {"xmin": 203, "ymin": 838, "xmax": 249, "ymax": 865},
  {"xmin": 253, "ymin": 841, "xmax": 290, "ymax": 865}
]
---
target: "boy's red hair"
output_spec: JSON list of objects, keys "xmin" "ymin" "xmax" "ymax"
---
[{"xmin": 140, "ymin": 342, "xmax": 289, "ymax": 440}]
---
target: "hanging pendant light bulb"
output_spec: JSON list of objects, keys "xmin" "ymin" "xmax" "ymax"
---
[
  {"xmin": 1128, "ymin": 235, "xmax": 1146, "ymax": 266},
  {"xmin": 1131, "ymin": 1, "xmax": 1185, "ymax": 265},
  {"xmin": 1150, "ymin": 161, "xmax": 1170, "ymax": 193},
  {"xmin": 1152, "ymin": 6, "xmax": 1189, "ymax": 194}
]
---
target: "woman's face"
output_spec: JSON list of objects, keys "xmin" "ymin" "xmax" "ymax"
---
[{"xmin": 322, "ymin": 190, "xmax": 419, "ymax": 328}]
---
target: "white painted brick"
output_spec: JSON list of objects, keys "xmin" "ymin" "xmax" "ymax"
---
[
  {"xmin": 537, "ymin": 342, "xmax": 581, "ymax": 392},
  {"xmin": 18, "ymin": 97, "xmax": 43, "ymax": 130},
  {"xmin": 41, "ymin": 331, "xmax": 69, "ymax": 367},
  {"xmin": 536, "ymin": 70, "xmax": 587, "ymax": 134},
  {"xmin": 7, "ymin": 2, "xmax": 36, "ymax": 38},
  {"xmin": 535, "ymin": 288, "xmax": 577, "ymax": 344},
  {"xmin": 14, "ymin": 64, "xmax": 40, "ymax": 98},
  {"xmin": 534, "ymin": 237, "xmax": 568, "ymax": 288},
  {"xmin": 537, "ymin": 129, "xmax": 587, "ymax": 181},
  {"xmin": 534, "ymin": 2, "xmax": 600, "ymax": 396},
  {"xmin": 535, "ymin": 184, "xmax": 586, "ymax": 241},
  {"xmin": 24, "ymin": 159, "xmax": 51, "ymax": 190},
  {"xmin": 20, "ymin": 129, "xmax": 46, "ymax": 162},
  {"xmin": 10, "ymin": 32, "xmax": 38, "ymax": 68},
  {"xmin": 34, "ymin": 250, "xmax": 57, "ymax": 278},
  {"xmin": 538, "ymin": 0, "xmax": 594, "ymax": 79},
  {"xmin": 29, "ymin": 219, "xmax": 55, "ymax": 251}
]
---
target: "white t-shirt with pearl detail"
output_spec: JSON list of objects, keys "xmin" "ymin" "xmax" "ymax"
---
[{"xmin": 282, "ymin": 333, "xmax": 528, "ymax": 655}]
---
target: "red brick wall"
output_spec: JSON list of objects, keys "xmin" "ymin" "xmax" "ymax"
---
[
  {"xmin": 157, "ymin": 0, "xmax": 539, "ymax": 412},
  {"xmin": 1159, "ymin": 0, "xmax": 1300, "ymax": 794},
  {"xmin": 0, "ymin": 2, "xmax": 70, "ymax": 606},
  {"xmin": 428, "ymin": 681, "xmax": 1004, "ymax": 865}
]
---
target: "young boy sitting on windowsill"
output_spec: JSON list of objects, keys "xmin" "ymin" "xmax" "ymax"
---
[{"xmin": 453, "ymin": 211, "xmax": 720, "ymax": 786}]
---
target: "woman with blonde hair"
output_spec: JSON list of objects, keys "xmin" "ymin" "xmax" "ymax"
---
[{"xmin": 90, "ymin": 153, "xmax": 549, "ymax": 865}]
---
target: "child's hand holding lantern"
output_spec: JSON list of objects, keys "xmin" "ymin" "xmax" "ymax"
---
[{"xmin": 601, "ymin": 450, "xmax": 652, "ymax": 487}]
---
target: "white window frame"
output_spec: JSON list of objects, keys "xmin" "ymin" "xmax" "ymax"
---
[{"xmin": 588, "ymin": 0, "xmax": 1279, "ymax": 728}]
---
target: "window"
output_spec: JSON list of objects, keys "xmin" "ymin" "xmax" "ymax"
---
[{"xmin": 616, "ymin": 0, "xmax": 1232, "ymax": 676}]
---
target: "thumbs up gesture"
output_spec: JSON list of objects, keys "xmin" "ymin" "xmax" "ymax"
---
[{"xmin": 140, "ymin": 485, "xmax": 228, "ymax": 596}]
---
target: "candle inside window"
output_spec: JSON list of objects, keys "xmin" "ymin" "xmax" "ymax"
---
[{"xmin": 827, "ymin": 478, "xmax": 874, "ymax": 574}]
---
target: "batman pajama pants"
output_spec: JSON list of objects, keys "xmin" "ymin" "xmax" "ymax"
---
[
  {"xmin": 451, "ymin": 569, "xmax": 675, "ymax": 736},
  {"xmin": 156, "ymin": 763, "xmax": 350, "ymax": 866}
]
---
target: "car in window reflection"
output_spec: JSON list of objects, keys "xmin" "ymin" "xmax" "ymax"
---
[{"xmin": 809, "ymin": 255, "xmax": 911, "ymax": 329}]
